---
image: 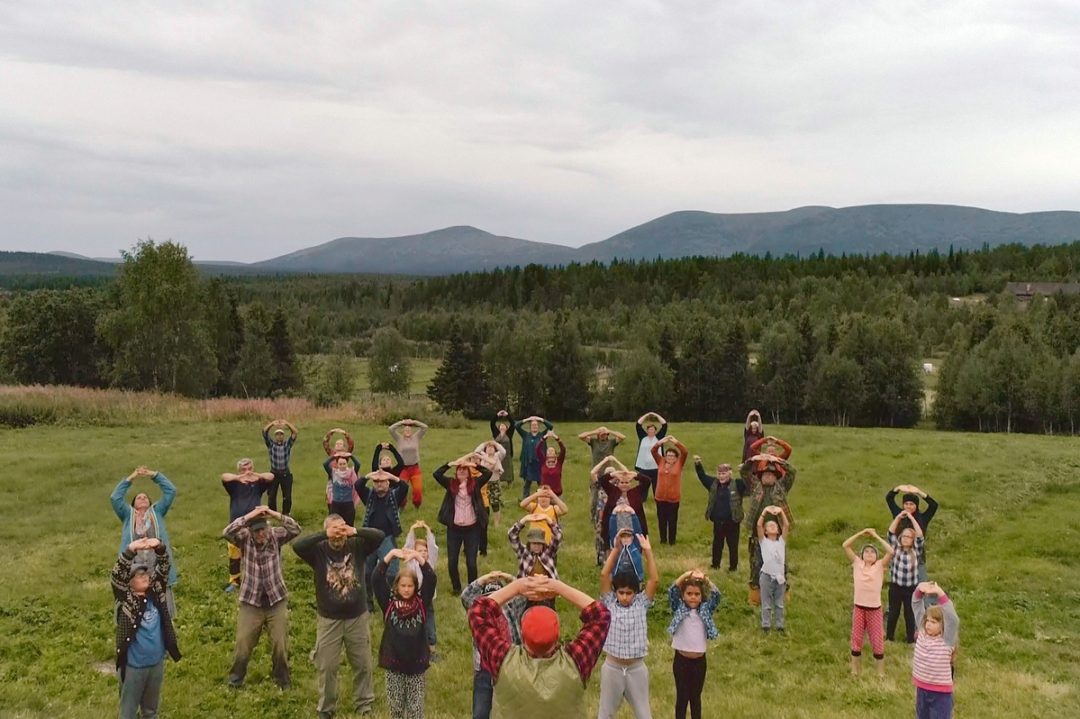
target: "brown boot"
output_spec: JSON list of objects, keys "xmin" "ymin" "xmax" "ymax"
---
[{"xmin": 748, "ymin": 586, "xmax": 761, "ymax": 605}]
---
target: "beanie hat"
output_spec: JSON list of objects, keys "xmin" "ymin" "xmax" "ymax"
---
[
  {"xmin": 520, "ymin": 606, "xmax": 560, "ymax": 656},
  {"xmin": 902, "ymin": 493, "xmax": 920, "ymax": 507}
]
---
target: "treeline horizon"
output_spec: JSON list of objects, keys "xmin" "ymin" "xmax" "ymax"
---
[{"xmin": 4, "ymin": 241, "xmax": 1080, "ymax": 433}]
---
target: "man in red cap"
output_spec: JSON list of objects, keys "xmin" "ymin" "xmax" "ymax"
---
[{"xmin": 468, "ymin": 576, "xmax": 610, "ymax": 719}]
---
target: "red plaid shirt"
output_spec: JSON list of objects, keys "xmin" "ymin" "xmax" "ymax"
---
[
  {"xmin": 468, "ymin": 596, "xmax": 610, "ymax": 682},
  {"xmin": 223, "ymin": 515, "xmax": 301, "ymax": 607}
]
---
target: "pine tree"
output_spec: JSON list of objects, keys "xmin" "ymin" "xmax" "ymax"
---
[
  {"xmin": 428, "ymin": 323, "xmax": 478, "ymax": 414},
  {"xmin": 231, "ymin": 302, "xmax": 275, "ymax": 397},
  {"xmin": 544, "ymin": 313, "xmax": 591, "ymax": 419},
  {"xmin": 267, "ymin": 307, "xmax": 302, "ymax": 394},
  {"xmin": 205, "ymin": 278, "xmax": 244, "ymax": 396}
]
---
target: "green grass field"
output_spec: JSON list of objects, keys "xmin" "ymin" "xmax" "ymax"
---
[{"xmin": 1, "ymin": 420, "xmax": 1078, "ymax": 718}]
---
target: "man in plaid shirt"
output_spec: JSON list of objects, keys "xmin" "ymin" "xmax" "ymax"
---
[
  {"xmin": 468, "ymin": 576, "xmax": 610, "ymax": 718},
  {"xmin": 507, "ymin": 514, "xmax": 562, "ymax": 579},
  {"xmin": 223, "ymin": 505, "xmax": 301, "ymax": 689},
  {"xmin": 263, "ymin": 419, "xmax": 298, "ymax": 516}
]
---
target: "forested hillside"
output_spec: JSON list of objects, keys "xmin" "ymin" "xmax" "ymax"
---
[{"xmin": 3, "ymin": 241, "xmax": 1080, "ymax": 433}]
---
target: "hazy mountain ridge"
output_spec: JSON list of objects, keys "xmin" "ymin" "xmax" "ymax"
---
[{"xmin": 13, "ymin": 204, "xmax": 1080, "ymax": 277}]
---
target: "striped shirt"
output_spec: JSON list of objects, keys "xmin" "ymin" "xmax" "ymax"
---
[
  {"xmin": 223, "ymin": 515, "xmax": 301, "ymax": 607},
  {"xmin": 263, "ymin": 432, "xmax": 294, "ymax": 471},
  {"xmin": 601, "ymin": 592, "xmax": 652, "ymax": 659},
  {"xmin": 888, "ymin": 533, "xmax": 924, "ymax": 587},
  {"xmin": 912, "ymin": 633, "xmax": 954, "ymax": 692}
]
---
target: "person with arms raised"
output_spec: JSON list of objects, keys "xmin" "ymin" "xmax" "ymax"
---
[{"xmin": 111, "ymin": 465, "xmax": 179, "ymax": 617}]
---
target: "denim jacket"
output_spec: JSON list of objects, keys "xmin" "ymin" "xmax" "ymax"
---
[{"xmin": 666, "ymin": 582, "xmax": 721, "ymax": 640}]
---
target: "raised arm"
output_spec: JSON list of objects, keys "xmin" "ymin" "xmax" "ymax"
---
[
  {"xmin": 152, "ymin": 471, "xmax": 177, "ymax": 516},
  {"xmin": 432, "ymin": 463, "xmax": 451, "ymax": 489},
  {"xmin": 842, "ymin": 529, "xmax": 867, "ymax": 562},
  {"xmin": 654, "ymin": 415, "xmax": 668, "ymax": 438},
  {"xmin": 110, "ymin": 474, "xmax": 135, "ymax": 521},
  {"xmin": 578, "ymin": 428, "xmax": 596, "ymax": 443},
  {"xmin": 600, "ymin": 544, "xmax": 620, "ymax": 594},
  {"xmin": 885, "ymin": 487, "xmax": 902, "ymax": 517},
  {"xmin": 694, "ymin": 457, "xmax": 715, "ymax": 490},
  {"xmin": 640, "ymin": 535, "xmax": 659, "ymax": 600},
  {"xmin": 921, "ymin": 491, "xmax": 939, "ymax": 525}
]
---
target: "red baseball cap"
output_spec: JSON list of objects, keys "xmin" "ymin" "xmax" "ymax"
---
[{"xmin": 520, "ymin": 606, "xmax": 560, "ymax": 656}]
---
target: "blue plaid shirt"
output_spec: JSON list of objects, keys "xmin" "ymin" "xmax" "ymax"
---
[
  {"xmin": 264, "ymin": 432, "xmax": 295, "ymax": 472},
  {"xmin": 888, "ymin": 532, "xmax": 924, "ymax": 587},
  {"xmin": 666, "ymin": 583, "xmax": 721, "ymax": 640},
  {"xmin": 601, "ymin": 592, "xmax": 652, "ymax": 659}
]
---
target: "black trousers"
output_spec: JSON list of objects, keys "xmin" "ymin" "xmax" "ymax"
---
[
  {"xmin": 886, "ymin": 582, "xmax": 916, "ymax": 642},
  {"xmin": 673, "ymin": 652, "xmax": 707, "ymax": 719},
  {"xmin": 267, "ymin": 469, "xmax": 293, "ymax": 515},
  {"xmin": 636, "ymin": 468, "xmax": 658, "ymax": 502},
  {"xmin": 329, "ymin": 500, "xmax": 355, "ymax": 527},
  {"xmin": 656, "ymin": 501, "xmax": 680, "ymax": 544},
  {"xmin": 446, "ymin": 523, "xmax": 481, "ymax": 593},
  {"xmin": 711, "ymin": 519, "xmax": 740, "ymax": 569}
]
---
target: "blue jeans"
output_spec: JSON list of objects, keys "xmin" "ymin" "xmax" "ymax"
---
[
  {"xmin": 472, "ymin": 669, "xmax": 493, "ymax": 719},
  {"xmin": 364, "ymin": 535, "xmax": 396, "ymax": 610},
  {"xmin": 119, "ymin": 661, "xmax": 164, "ymax": 719},
  {"xmin": 915, "ymin": 687, "xmax": 954, "ymax": 719},
  {"xmin": 425, "ymin": 604, "xmax": 437, "ymax": 645}
]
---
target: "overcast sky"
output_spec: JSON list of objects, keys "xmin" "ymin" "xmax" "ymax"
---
[{"xmin": 1, "ymin": 1, "xmax": 1078, "ymax": 261}]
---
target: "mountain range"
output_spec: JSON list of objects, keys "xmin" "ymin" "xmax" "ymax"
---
[{"xmin": 6, "ymin": 204, "xmax": 1080, "ymax": 278}]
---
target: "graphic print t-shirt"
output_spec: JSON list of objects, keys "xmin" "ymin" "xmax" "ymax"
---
[{"xmin": 312, "ymin": 544, "xmax": 370, "ymax": 619}]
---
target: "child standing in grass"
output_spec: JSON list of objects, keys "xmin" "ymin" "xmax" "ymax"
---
[
  {"xmin": 886, "ymin": 511, "xmax": 924, "ymax": 643},
  {"xmin": 842, "ymin": 528, "xmax": 894, "ymax": 677},
  {"xmin": 598, "ymin": 533, "xmax": 658, "ymax": 719},
  {"xmin": 373, "ymin": 548, "xmax": 435, "ymax": 719},
  {"xmin": 912, "ymin": 582, "xmax": 960, "ymax": 719},
  {"xmin": 756, "ymin": 505, "xmax": 789, "ymax": 634},
  {"xmin": 667, "ymin": 569, "xmax": 721, "ymax": 719}
]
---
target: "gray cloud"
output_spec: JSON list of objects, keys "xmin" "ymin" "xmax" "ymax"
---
[{"xmin": 1, "ymin": 0, "xmax": 1078, "ymax": 260}]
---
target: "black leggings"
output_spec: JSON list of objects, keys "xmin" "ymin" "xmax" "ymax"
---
[
  {"xmin": 446, "ymin": 523, "xmax": 481, "ymax": 594},
  {"xmin": 886, "ymin": 582, "xmax": 916, "ymax": 642},
  {"xmin": 636, "ymin": 468, "xmax": 658, "ymax": 502},
  {"xmin": 329, "ymin": 500, "xmax": 356, "ymax": 527},
  {"xmin": 673, "ymin": 652, "xmax": 707, "ymax": 719},
  {"xmin": 656, "ymin": 501, "xmax": 680, "ymax": 544}
]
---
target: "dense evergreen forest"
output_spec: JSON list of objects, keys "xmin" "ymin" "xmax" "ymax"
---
[{"xmin": 4, "ymin": 241, "xmax": 1080, "ymax": 433}]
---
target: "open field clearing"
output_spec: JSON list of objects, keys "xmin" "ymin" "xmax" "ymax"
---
[{"xmin": 0, "ymin": 420, "xmax": 1077, "ymax": 718}]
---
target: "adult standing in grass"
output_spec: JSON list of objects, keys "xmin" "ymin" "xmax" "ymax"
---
[
  {"xmin": 324, "ymin": 427, "xmax": 356, "ymax": 457},
  {"xmin": 599, "ymin": 457, "xmax": 651, "ymax": 547},
  {"xmin": 590, "ymin": 459, "xmax": 613, "ymax": 565},
  {"xmin": 514, "ymin": 415, "xmax": 553, "ymax": 499},
  {"xmin": 434, "ymin": 454, "xmax": 492, "ymax": 595},
  {"xmin": 693, "ymin": 457, "xmax": 747, "ymax": 572},
  {"xmin": 325, "ymin": 454, "xmax": 362, "ymax": 527},
  {"xmin": 292, "ymin": 515, "xmax": 386, "ymax": 719},
  {"xmin": 536, "ymin": 431, "xmax": 567, "ymax": 496},
  {"xmin": 740, "ymin": 453, "xmax": 796, "ymax": 603},
  {"xmin": 461, "ymin": 571, "xmax": 523, "ymax": 719},
  {"xmin": 475, "ymin": 441, "xmax": 507, "ymax": 556},
  {"xmin": 223, "ymin": 505, "xmax": 301, "ymax": 689},
  {"xmin": 389, "ymin": 418, "xmax": 429, "ymax": 509},
  {"xmin": 468, "ymin": 576, "xmax": 611, "ymax": 719},
  {"xmin": 111, "ymin": 465, "xmax": 178, "ymax": 617},
  {"xmin": 490, "ymin": 410, "xmax": 515, "ymax": 487},
  {"xmin": 651, "ymin": 435, "xmax": 688, "ymax": 544},
  {"xmin": 633, "ymin": 411, "xmax": 667, "ymax": 501},
  {"xmin": 112, "ymin": 537, "xmax": 180, "ymax": 719},
  {"xmin": 749, "ymin": 434, "xmax": 793, "ymax": 461},
  {"xmin": 221, "ymin": 458, "xmax": 274, "ymax": 592},
  {"xmin": 372, "ymin": 442, "xmax": 406, "ymax": 480},
  {"xmin": 886, "ymin": 484, "xmax": 939, "ymax": 582},
  {"xmin": 373, "ymin": 548, "xmax": 437, "ymax": 719},
  {"xmin": 912, "ymin": 582, "xmax": 960, "ymax": 719},
  {"xmin": 359, "ymin": 469, "xmax": 410, "ymax": 610},
  {"xmin": 263, "ymin": 419, "xmax": 298, "ymax": 516},
  {"xmin": 842, "ymin": 528, "xmax": 894, "ymax": 678},
  {"xmin": 578, "ymin": 426, "xmax": 626, "ymax": 466},
  {"xmin": 597, "ymin": 533, "xmax": 658, "ymax": 719},
  {"xmin": 886, "ymin": 512, "xmax": 925, "ymax": 643},
  {"xmin": 742, "ymin": 410, "xmax": 764, "ymax": 462}
]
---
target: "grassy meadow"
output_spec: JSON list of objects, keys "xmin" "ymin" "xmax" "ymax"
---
[{"xmin": 0, "ymin": 417, "xmax": 1078, "ymax": 718}]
